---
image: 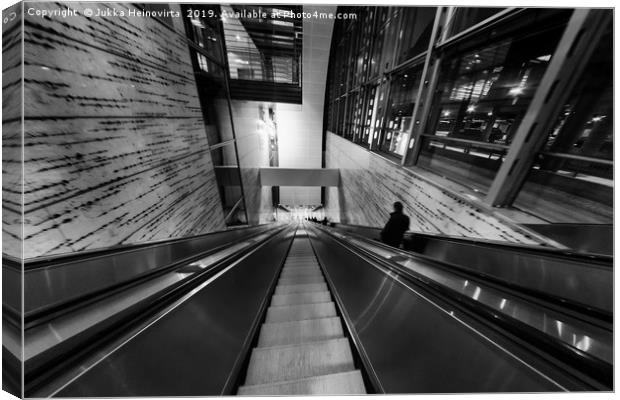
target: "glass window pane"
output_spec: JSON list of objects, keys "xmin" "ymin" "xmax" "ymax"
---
[
  {"xmin": 417, "ymin": 136, "xmax": 507, "ymax": 192},
  {"xmin": 543, "ymin": 30, "xmax": 613, "ymax": 161},
  {"xmin": 222, "ymin": 5, "xmax": 302, "ymax": 84},
  {"xmin": 380, "ymin": 68, "xmax": 422, "ymax": 156},
  {"xmin": 397, "ymin": 7, "xmax": 436, "ymax": 63},
  {"xmin": 447, "ymin": 7, "xmax": 503, "ymax": 38},
  {"xmin": 513, "ymin": 154, "xmax": 612, "ymax": 223},
  {"xmin": 513, "ymin": 23, "xmax": 612, "ymax": 224},
  {"xmin": 429, "ymin": 18, "xmax": 568, "ymax": 146}
]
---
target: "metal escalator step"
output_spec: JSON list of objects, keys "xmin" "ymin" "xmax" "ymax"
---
[
  {"xmin": 279, "ymin": 276, "xmax": 325, "ymax": 285},
  {"xmin": 275, "ymin": 283, "xmax": 329, "ymax": 295},
  {"xmin": 257, "ymin": 316, "xmax": 344, "ymax": 347},
  {"xmin": 279, "ymin": 270, "xmax": 323, "ymax": 279},
  {"xmin": 243, "ymin": 338, "xmax": 355, "ymax": 386},
  {"xmin": 238, "ymin": 370, "xmax": 366, "ymax": 395},
  {"xmin": 265, "ymin": 302, "xmax": 337, "ymax": 323},
  {"xmin": 270, "ymin": 291, "xmax": 332, "ymax": 307},
  {"xmin": 284, "ymin": 262, "xmax": 319, "ymax": 268}
]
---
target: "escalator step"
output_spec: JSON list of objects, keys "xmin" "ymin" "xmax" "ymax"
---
[
  {"xmin": 243, "ymin": 338, "xmax": 355, "ymax": 385},
  {"xmin": 257, "ymin": 316, "xmax": 344, "ymax": 347},
  {"xmin": 279, "ymin": 276, "xmax": 325, "ymax": 285},
  {"xmin": 279, "ymin": 271, "xmax": 323, "ymax": 280},
  {"xmin": 270, "ymin": 291, "xmax": 332, "ymax": 307},
  {"xmin": 265, "ymin": 302, "xmax": 337, "ymax": 323},
  {"xmin": 275, "ymin": 283, "xmax": 329, "ymax": 295},
  {"xmin": 238, "ymin": 370, "xmax": 366, "ymax": 395}
]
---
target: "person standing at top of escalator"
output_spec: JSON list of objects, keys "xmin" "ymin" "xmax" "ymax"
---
[{"xmin": 380, "ymin": 201, "xmax": 410, "ymax": 248}]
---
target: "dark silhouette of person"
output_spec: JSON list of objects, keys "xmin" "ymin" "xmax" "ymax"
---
[{"xmin": 380, "ymin": 201, "xmax": 410, "ymax": 248}]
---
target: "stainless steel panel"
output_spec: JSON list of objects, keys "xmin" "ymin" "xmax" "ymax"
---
[
  {"xmin": 24, "ymin": 224, "xmax": 278, "ymax": 318},
  {"xmin": 308, "ymin": 227, "xmax": 581, "ymax": 393},
  {"xmin": 523, "ymin": 223, "xmax": 613, "ymax": 256},
  {"xmin": 331, "ymin": 232, "xmax": 612, "ymax": 365},
  {"xmin": 48, "ymin": 228, "xmax": 295, "ymax": 397}
]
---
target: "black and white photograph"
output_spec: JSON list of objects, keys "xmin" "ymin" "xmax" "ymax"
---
[{"xmin": 1, "ymin": 0, "xmax": 615, "ymax": 397}]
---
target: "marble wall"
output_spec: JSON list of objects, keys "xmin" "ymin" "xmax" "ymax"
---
[
  {"xmin": 17, "ymin": 2, "xmax": 225, "ymax": 259},
  {"xmin": 325, "ymin": 132, "xmax": 547, "ymax": 244},
  {"xmin": 2, "ymin": 3, "xmax": 23, "ymax": 259}
]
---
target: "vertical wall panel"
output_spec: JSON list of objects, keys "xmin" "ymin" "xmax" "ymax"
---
[
  {"xmin": 21, "ymin": 2, "xmax": 225, "ymax": 258},
  {"xmin": 2, "ymin": 3, "xmax": 23, "ymax": 259},
  {"xmin": 2, "ymin": 4, "xmax": 24, "ymax": 396}
]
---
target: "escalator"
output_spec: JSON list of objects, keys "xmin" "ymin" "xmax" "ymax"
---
[
  {"xmin": 238, "ymin": 232, "xmax": 365, "ymax": 395},
  {"xmin": 324, "ymin": 222, "xmax": 613, "ymax": 320},
  {"xmin": 14, "ymin": 223, "xmax": 612, "ymax": 397}
]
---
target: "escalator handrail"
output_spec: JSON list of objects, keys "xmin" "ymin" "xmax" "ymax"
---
[
  {"xmin": 310, "ymin": 224, "xmax": 612, "ymax": 389},
  {"xmin": 22, "ymin": 225, "xmax": 285, "ymax": 323},
  {"xmin": 321, "ymin": 225, "xmax": 612, "ymax": 322},
  {"xmin": 25, "ymin": 226, "xmax": 291, "ymax": 396},
  {"xmin": 331, "ymin": 223, "xmax": 612, "ymax": 264},
  {"xmin": 25, "ymin": 226, "xmax": 287, "ymax": 326}
]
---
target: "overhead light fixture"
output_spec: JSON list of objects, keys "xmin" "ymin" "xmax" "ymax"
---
[{"xmin": 467, "ymin": 105, "xmax": 476, "ymax": 113}]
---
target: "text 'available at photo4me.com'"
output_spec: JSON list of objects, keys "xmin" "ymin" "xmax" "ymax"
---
[{"xmin": 22, "ymin": 4, "xmax": 358, "ymax": 20}]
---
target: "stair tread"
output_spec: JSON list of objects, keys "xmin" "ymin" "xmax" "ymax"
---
[
  {"xmin": 270, "ymin": 291, "xmax": 331, "ymax": 306},
  {"xmin": 238, "ymin": 370, "xmax": 366, "ymax": 395},
  {"xmin": 258, "ymin": 316, "xmax": 343, "ymax": 347},
  {"xmin": 275, "ymin": 283, "xmax": 329, "ymax": 294},
  {"xmin": 279, "ymin": 277, "xmax": 325, "ymax": 284},
  {"xmin": 244, "ymin": 338, "xmax": 355, "ymax": 385},
  {"xmin": 265, "ymin": 302, "xmax": 336, "ymax": 323}
]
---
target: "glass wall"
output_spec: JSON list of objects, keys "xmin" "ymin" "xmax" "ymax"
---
[
  {"xmin": 379, "ymin": 67, "xmax": 422, "ymax": 156},
  {"xmin": 446, "ymin": 8, "xmax": 502, "ymax": 38},
  {"xmin": 397, "ymin": 7, "xmax": 436, "ymax": 64},
  {"xmin": 326, "ymin": 6, "xmax": 437, "ymax": 159},
  {"xmin": 221, "ymin": 5, "xmax": 303, "ymax": 85},
  {"xmin": 325, "ymin": 7, "xmax": 612, "ymax": 223},
  {"xmin": 418, "ymin": 11, "xmax": 570, "ymax": 192},
  {"xmin": 513, "ymin": 22, "xmax": 613, "ymax": 223},
  {"xmin": 182, "ymin": 4, "xmax": 248, "ymax": 226}
]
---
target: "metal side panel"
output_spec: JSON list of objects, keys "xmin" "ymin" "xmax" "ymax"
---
[
  {"xmin": 307, "ymin": 229, "xmax": 571, "ymax": 393},
  {"xmin": 329, "ymin": 224, "xmax": 612, "ymax": 315},
  {"xmin": 47, "ymin": 229, "xmax": 295, "ymax": 397},
  {"xmin": 24, "ymin": 224, "xmax": 278, "ymax": 318}
]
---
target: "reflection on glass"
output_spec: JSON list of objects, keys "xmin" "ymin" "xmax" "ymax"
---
[
  {"xmin": 380, "ymin": 68, "xmax": 422, "ymax": 156},
  {"xmin": 447, "ymin": 8, "xmax": 503, "ymax": 38},
  {"xmin": 431, "ymin": 19, "xmax": 567, "ymax": 146},
  {"xmin": 417, "ymin": 136, "xmax": 507, "ymax": 192},
  {"xmin": 397, "ymin": 7, "xmax": 435, "ymax": 63},
  {"xmin": 513, "ymin": 22, "xmax": 612, "ymax": 224},
  {"xmin": 222, "ymin": 5, "xmax": 302, "ymax": 84},
  {"xmin": 419, "ymin": 15, "xmax": 568, "ymax": 190}
]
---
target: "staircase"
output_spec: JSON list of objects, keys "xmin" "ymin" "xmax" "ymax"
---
[{"xmin": 238, "ymin": 233, "xmax": 366, "ymax": 395}]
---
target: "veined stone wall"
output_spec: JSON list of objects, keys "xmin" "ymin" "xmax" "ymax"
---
[
  {"xmin": 14, "ymin": 2, "xmax": 226, "ymax": 259},
  {"xmin": 2, "ymin": 3, "xmax": 23, "ymax": 259}
]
